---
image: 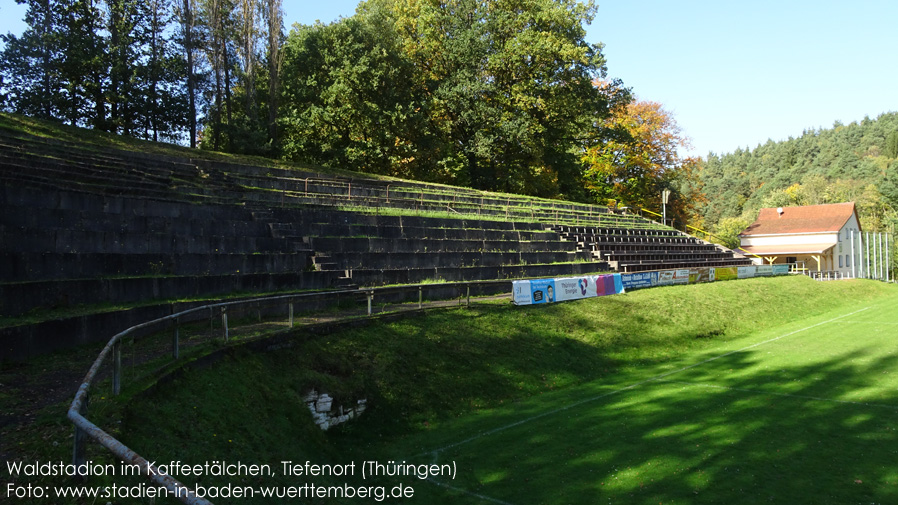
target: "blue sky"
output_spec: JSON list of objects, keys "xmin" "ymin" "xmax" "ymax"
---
[{"xmin": 2, "ymin": 0, "xmax": 896, "ymax": 157}]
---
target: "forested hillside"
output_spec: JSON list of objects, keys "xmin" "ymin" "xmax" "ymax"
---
[{"xmin": 698, "ymin": 112, "xmax": 898, "ymax": 245}]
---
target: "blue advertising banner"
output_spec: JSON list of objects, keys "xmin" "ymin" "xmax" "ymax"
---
[
  {"xmin": 528, "ymin": 278, "xmax": 557, "ymax": 304},
  {"xmin": 621, "ymin": 271, "xmax": 659, "ymax": 290}
]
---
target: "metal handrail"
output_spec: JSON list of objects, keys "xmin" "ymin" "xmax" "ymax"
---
[{"xmin": 68, "ymin": 280, "xmax": 511, "ymax": 504}]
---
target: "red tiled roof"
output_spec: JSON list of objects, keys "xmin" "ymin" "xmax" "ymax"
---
[{"xmin": 739, "ymin": 202, "xmax": 859, "ymax": 236}]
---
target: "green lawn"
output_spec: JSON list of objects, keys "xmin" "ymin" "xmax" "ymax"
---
[
  {"xmin": 376, "ymin": 293, "xmax": 898, "ymax": 504},
  {"xmin": 82, "ymin": 276, "xmax": 898, "ymax": 505}
]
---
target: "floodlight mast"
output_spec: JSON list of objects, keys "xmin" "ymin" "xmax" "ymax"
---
[{"xmin": 661, "ymin": 190, "xmax": 670, "ymax": 227}]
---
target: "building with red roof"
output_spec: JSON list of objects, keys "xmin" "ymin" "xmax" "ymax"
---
[{"xmin": 738, "ymin": 202, "xmax": 861, "ymax": 273}]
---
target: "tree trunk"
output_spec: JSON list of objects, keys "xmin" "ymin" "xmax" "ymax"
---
[
  {"xmin": 266, "ymin": 0, "xmax": 281, "ymax": 147},
  {"xmin": 183, "ymin": 0, "xmax": 197, "ymax": 148}
]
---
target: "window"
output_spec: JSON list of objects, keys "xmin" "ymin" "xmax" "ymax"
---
[
  {"xmin": 846, "ymin": 255, "xmax": 851, "ymax": 268},
  {"xmin": 839, "ymin": 255, "xmax": 843, "ymax": 268}
]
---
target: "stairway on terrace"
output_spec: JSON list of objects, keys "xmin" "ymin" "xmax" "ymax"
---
[
  {"xmin": 0, "ymin": 121, "xmax": 616, "ymax": 359},
  {"xmin": 553, "ymin": 225, "xmax": 752, "ymax": 273},
  {"xmin": 0, "ymin": 118, "xmax": 650, "ymax": 226}
]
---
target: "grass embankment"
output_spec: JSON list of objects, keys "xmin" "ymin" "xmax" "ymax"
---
[{"xmin": 102, "ymin": 276, "xmax": 898, "ymax": 504}]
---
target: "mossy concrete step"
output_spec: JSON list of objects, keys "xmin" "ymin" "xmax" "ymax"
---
[
  {"xmin": 0, "ymin": 270, "xmax": 345, "ymax": 318},
  {"xmin": 0, "ymin": 251, "xmax": 313, "ymax": 282}
]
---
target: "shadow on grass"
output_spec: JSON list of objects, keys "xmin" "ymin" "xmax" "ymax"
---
[
  {"xmin": 114, "ymin": 281, "xmax": 898, "ymax": 505},
  {"xmin": 421, "ymin": 344, "xmax": 898, "ymax": 505}
]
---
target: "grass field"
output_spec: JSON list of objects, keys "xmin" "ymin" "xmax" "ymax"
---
[
  {"xmin": 98, "ymin": 277, "xmax": 898, "ymax": 505},
  {"xmin": 371, "ymin": 293, "xmax": 898, "ymax": 504}
]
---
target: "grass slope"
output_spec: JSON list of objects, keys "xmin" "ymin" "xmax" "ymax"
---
[{"xmin": 104, "ymin": 276, "xmax": 898, "ymax": 504}]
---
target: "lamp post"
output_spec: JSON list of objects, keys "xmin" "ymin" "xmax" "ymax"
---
[{"xmin": 662, "ymin": 190, "xmax": 670, "ymax": 227}]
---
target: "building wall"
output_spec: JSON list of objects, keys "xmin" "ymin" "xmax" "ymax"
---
[
  {"xmin": 836, "ymin": 215, "xmax": 862, "ymax": 277},
  {"xmin": 741, "ymin": 232, "xmax": 836, "ymax": 247}
]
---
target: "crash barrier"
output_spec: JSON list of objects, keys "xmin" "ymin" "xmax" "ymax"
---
[
  {"xmin": 512, "ymin": 264, "xmax": 792, "ymax": 306},
  {"xmin": 67, "ymin": 280, "xmax": 509, "ymax": 505}
]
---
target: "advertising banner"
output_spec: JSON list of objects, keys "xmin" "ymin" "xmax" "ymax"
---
[
  {"xmin": 737, "ymin": 266, "xmax": 757, "ymax": 279},
  {"xmin": 659, "ymin": 269, "xmax": 690, "ymax": 286},
  {"xmin": 621, "ymin": 271, "xmax": 659, "ymax": 290},
  {"xmin": 595, "ymin": 273, "xmax": 624, "ymax": 296},
  {"xmin": 513, "ymin": 274, "xmax": 623, "ymax": 305},
  {"xmin": 528, "ymin": 278, "xmax": 557, "ymax": 304},
  {"xmin": 716, "ymin": 267, "xmax": 738, "ymax": 281},
  {"xmin": 773, "ymin": 264, "xmax": 790, "ymax": 275},
  {"xmin": 555, "ymin": 276, "xmax": 594, "ymax": 302},
  {"xmin": 514, "ymin": 263, "xmax": 789, "ymax": 306},
  {"xmin": 689, "ymin": 268, "xmax": 714, "ymax": 284},
  {"xmin": 512, "ymin": 280, "xmax": 532, "ymax": 305}
]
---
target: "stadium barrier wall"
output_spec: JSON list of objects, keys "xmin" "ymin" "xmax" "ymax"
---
[{"xmin": 512, "ymin": 264, "xmax": 792, "ymax": 306}]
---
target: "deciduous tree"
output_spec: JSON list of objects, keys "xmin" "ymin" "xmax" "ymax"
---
[{"xmin": 582, "ymin": 93, "xmax": 701, "ymax": 222}]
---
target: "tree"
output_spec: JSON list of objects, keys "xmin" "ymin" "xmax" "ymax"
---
[
  {"xmin": 3, "ymin": 0, "xmax": 191, "ymax": 143},
  {"xmin": 175, "ymin": 0, "xmax": 199, "ymax": 147},
  {"xmin": 696, "ymin": 111, "xmax": 898, "ymax": 230},
  {"xmin": 321, "ymin": 0, "xmax": 614, "ymax": 197},
  {"xmin": 280, "ymin": 12, "xmax": 428, "ymax": 176},
  {"xmin": 141, "ymin": 0, "xmax": 190, "ymax": 142},
  {"xmin": 886, "ymin": 131, "xmax": 898, "ymax": 159},
  {"xmin": 714, "ymin": 216, "xmax": 751, "ymax": 249},
  {"xmin": 582, "ymin": 94, "xmax": 701, "ymax": 221},
  {"xmin": 197, "ymin": 0, "xmax": 237, "ymax": 151},
  {"xmin": 264, "ymin": 0, "xmax": 282, "ymax": 147},
  {"xmin": 0, "ymin": 0, "xmax": 62, "ymax": 119}
]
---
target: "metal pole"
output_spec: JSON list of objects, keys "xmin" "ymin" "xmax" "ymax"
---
[
  {"xmin": 72, "ymin": 397, "xmax": 88, "ymax": 467},
  {"xmin": 221, "ymin": 307, "xmax": 229, "ymax": 341},
  {"xmin": 466, "ymin": 285, "xmax": 471, "ymax": 306},
  {"xmin": 851, "ymin": 229, "xmax": 856, "ymax": 279},
  {"xmin": 113, "ymin": 341, "xmax": 122, "ymax": 396},
  {"xmin": 858, "ymin": 231, "xmax": 864, "ymax": 279},
  {"xmin": 867, "ymin": 232, "xmax": 871, "ymax": 279},
  {"xmin": 879, "ymin": 233, "xmax": 884, "ymax": 281},
  {"xmin": 886, "ymin": 234, "xmax": 892, "ymax": 282},
  {"xmin": 367, "ymin": 292, "xmax": 372, "ymax": 316},
  {"xmin": 288, "ymin": 302, "xmax": 294, "ymax": 328},
  {"xmin": 173, "ymin": 320, "xmax": 180, "ymax": 360},
  {"xmin": 418, "ymin": 286, "xmax": 423, "ymax": 309}
]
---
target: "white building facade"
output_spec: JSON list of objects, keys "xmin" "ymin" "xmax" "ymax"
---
[{"xmin": 738, "ymin": 202, "xmax": 861, "ymax": 275}]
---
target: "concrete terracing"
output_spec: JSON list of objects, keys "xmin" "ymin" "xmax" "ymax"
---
[{"xmin": 0, "ymin": 118, "xmax": 746, "ymax": 359}]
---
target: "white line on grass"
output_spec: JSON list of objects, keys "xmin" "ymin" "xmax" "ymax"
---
[
  {"xmin": 418, "ymin": 306, "xmax": 873, "ymax": 505},
  {"xmin": 657, "ymin": 379, "xmax": 898, "ymax": 411},
  {"xmin": 420, "ymin": 306, "xmax": 871, "ymax": 458}
]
